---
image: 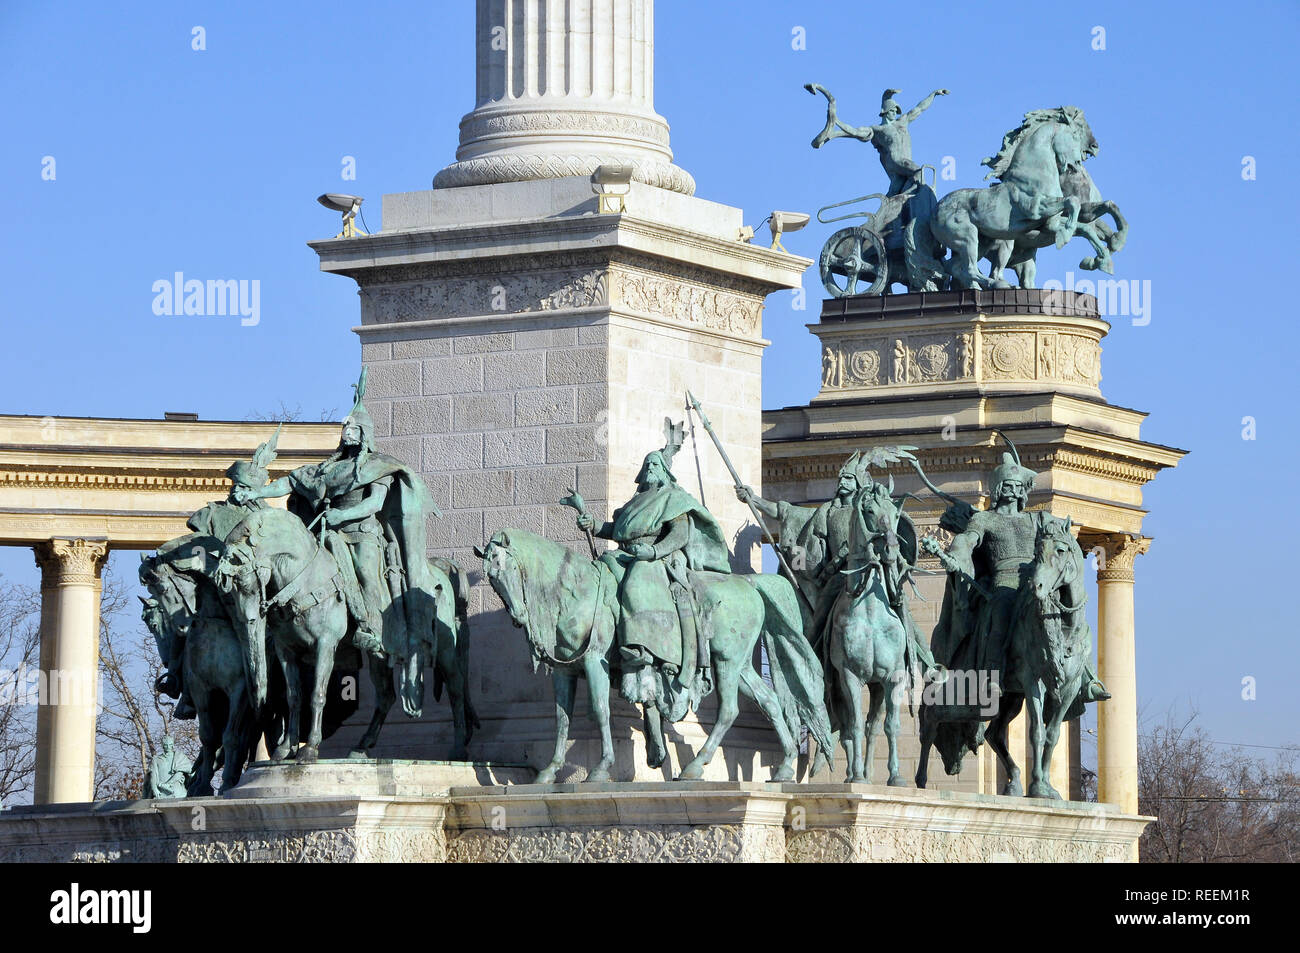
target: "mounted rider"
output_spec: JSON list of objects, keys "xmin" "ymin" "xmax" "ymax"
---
[
  {"xmin": 920, "ymin": 433, "xmax": 1109, "ymax": 706},
  {"xmin": 576, "ymin": 420, "xmax": 730, "ymax": 718},
  {"xmin": 143, "ymin": 426, "xmax": 282, "ymax": 719},
  {"xmin": 235, "ymin": 371, "xmax": 440, "ymax": 677},
  {"xmin": 737, "ymin": 449, "xmax": 942, "ymax": 682}
]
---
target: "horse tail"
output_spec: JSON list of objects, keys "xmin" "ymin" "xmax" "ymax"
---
[{"xmin": 748, "ymin": 574, "xmax": 835, "ymax": 762}]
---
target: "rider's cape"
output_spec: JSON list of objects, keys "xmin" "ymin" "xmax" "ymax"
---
[
  {"xmin": 609, "ymin": 483, "xmax": 730, "ymax": 572},
  {"xmin": 286, "ymin": 450, "xmax": 442, "ymax": 713},
  {"xmin": 603, "ymin": 483, "xmax": 729, "ymax": 680}
]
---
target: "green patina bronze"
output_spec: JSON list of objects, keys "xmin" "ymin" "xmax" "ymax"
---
[
  {"xmin": 740, "ymin": 448, "xmax": 943, "ymax": 783},
  {"xmin": 144, "ymin": 736, "xmax": 193, "ymax": 799},
  {"xmin": 914, "ymin": 433, "xmax": 1109, "ymax": 799},
  {"xmin": 480, "ymin": 415, "xmax": 833, "ymax": 782},
  {"xmin": 141, "ymin": 372, "xmax": 476, "ymax": 789},
  {"xmin": 139, "ymin": 427, "xmax": 293, "ymax": 795},
  {"xmin": 807, "ymin": 86, "xmax": 1128, "ymax": 295}
]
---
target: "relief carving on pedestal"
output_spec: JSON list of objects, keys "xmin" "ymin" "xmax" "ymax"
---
[
  {"xmin": 911, "ymin": 338, "xmax": 955, "ymax": 383},
  {"xmin": 363, "ymin": 268, "xmax": 609, "ymax": 324},
  {"xmin": 983, "ymin": 331, "xmax": 1036, "ymax": 380},
  {"xmin": 614, "ymin": 270, "xmax": 763, "ymax": 337},
  {"xmin": 445, "ymin": 823, "xmax": 780, "ymax": 863}
]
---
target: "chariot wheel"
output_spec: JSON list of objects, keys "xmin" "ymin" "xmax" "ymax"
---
[{"xmin": 820, "ymin": 226, "xmax": 888, "ymax": 297}]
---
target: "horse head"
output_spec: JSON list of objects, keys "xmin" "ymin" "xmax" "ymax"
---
[
  {"xmin": 214, "ymin": 535, "xmax": 272, "ymax": 711},
  {"xmin": 849, "ymin": 486, "xmax": 906, "ymax": 599},
  {"xmin": 1030, "ymin": 516, "xmax": 1086, "ymax": 619},
  {"xmin": 476, "ymin": 532, "xmax": 528, "ymax": 630}
]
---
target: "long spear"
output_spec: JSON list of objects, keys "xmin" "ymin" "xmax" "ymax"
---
[{"xmin": 685, "ymin": 391, "xmax": 814, "ymax": 615}]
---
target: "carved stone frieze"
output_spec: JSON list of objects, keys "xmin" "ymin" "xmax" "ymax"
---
[
  {"xmin": 434, "ymin": 154, "xmax": 696, "ymax": 196},
  {"xmin": 612, "ymin": 268, "xmax": 764, "ymax": 338},
  {"xmin": 983, "ymin": 331, "xmax": 1036, "ymax": 380},
  {"xmin": 446, "ymin": 823, "xmax": 782, "ymax": 863},
  {"xmin": 361, "ymin": 269, "xmax": 609, "ymax": 325}
]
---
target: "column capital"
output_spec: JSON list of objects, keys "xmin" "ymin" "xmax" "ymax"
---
[
  {"xmin": 1085, "ymin": 533, "xmax": 1151, "ymax": 583},
  {"xmin": 35, "ymin": 538, "xmax": 109, "ymax": 587}
]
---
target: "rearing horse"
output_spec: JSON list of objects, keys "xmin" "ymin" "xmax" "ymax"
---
[{"xmin": 922, "ymin": 106, "xmax": 1127, "ymax": 289}]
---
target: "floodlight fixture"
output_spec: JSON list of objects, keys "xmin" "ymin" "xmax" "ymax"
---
[
  {"xmin": 768, "ymin": 211, "xmax": 810, "ymax": 253},
  {"xmin": 591, "ymin": 163, "xmax": 634, "ymax": 214},
  {"xmin": 318, "ymin": 193, "xmax": 367, "ymax": 238}
]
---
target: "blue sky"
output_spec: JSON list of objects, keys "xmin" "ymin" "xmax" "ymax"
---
[{"xmin": 2, "ymin": 1, "xmax": 1297, "ymax": 748}]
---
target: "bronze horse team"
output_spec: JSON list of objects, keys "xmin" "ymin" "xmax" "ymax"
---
[{"xmin": 142, "ymin": 374, "xmax": 1105, "ymax": 799}]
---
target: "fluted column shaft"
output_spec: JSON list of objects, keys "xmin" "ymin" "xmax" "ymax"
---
[
  {"xmin": 32, "ymin": 538, "xmax": 107, "ymax": 804},
  {"xmin": 1094, "ymin": 535, "xmax": 1150, "ymax": 845},
  {"xmin": 436, "ymin": 0, "xmax": 694, "ymax": 194}
]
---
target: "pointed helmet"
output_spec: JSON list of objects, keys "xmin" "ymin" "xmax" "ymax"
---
[
  {"xmin": 988, "ymin": 430, "xmax": 1036, "ymax": 500},
  {"xmin": 635, "ymin": 418, "xmax": 685, "ymax": 485},
  {"xmin": 341, "ymin": 368, "xmax": 376, "ymax": 453},
  {"xmin": 837, "ymin": 451, "xmax": 873, "ymax": 490}
]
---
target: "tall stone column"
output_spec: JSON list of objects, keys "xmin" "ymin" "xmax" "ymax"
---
[
  {"xmin": 435, "ymin": 0, "xmax": 694, "ymax": 195},
  {"xmin": 32, "ymin": 538, "xmax": 107, "ymax": 804},
  {"xmin": 1094, "ymin": 534, "xmax": 1150, "ymax": 819},
  {"xmin": 31, "ymin": 547, "xmax": 59, "ymax": 804}
]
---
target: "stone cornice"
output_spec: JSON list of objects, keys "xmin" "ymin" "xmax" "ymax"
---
[
  {"xmin": 0, "ymin": 465, "xmax": 305, "ymax": 492},
  {"xmin": 313, "ymin": 212, "xmax": 809, "ymax": 294},
  {"xmin": 762, "ymin": 443, "xmax": 1163, "ymax": 488}
]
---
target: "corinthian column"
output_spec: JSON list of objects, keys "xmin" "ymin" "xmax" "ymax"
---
[
  {"xmin": 434, "ymin": 0, "xmax": 695, "ymax": 195},
  {"xmin": 32, "ymin": 538, "xmax": 108, "ymax": 804},
  {"xmin": 1093, "ymin": 534, "xmax": 1151, "ymax": 825}
]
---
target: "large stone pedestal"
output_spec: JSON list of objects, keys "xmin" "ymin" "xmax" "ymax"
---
[
  {"xmin": 310, "ymin": 178, "xmax": 809, "ymax": 782},
  {"xmin": 0, "ymin": 763, "xmax": 1150, "ymax": 863}
]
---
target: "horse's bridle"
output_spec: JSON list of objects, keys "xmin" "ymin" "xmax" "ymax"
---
[
  {"xmin": 219, "ymin": 548, "xmax": 273, "ymax": 627},
  {"xmin": 1039, "ymin": 532, "xmax": 1088, "ymax": 614},
  {"xmin": 490, "ymin": 542, "xmax": 603, "ymax": 667}
]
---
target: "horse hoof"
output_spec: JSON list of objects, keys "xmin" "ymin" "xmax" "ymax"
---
[
  {"xmin": 1028, "ymin": 782, "xmax": 1063, "ymax": 800},
  {"xmin": 586, "ymin": 766, "xmax": 612, "ymax": 783},
  {"xmin": 347, "ymin": 748, "xmax": 372, "ymax": 760},
  {"xmin": 887, "ymin": 774, "xmax": 909, "ymax": 788},
  {"xmin": 534, "ymin": 766, "xmax": 559, "ymax": 785},
  {"xmin": 771, "ymin": 764, "xmax": 796, "ymax": 782},
  {"xmin": 677, "ymin": 762, "xmax": 706, "ymax": 781},
  {"xmin": 271, "ymin": 746, "xmax": 292, "ymax": 763},
  {"xmin": 1001, "ymin": 781, "xmax": 1023, "ymax": 797},
  {"xmin": 294, "ymin": 746, "xmax": 319, "ymax": 764},
  {"xmin": 449, "ymin": 746, "xmax": 469, "ymax": 763}
]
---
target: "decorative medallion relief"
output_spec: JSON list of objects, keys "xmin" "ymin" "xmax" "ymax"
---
[{"xmin": 818, "ymin": 322, "xmax": 1101, "ymax": 393}]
